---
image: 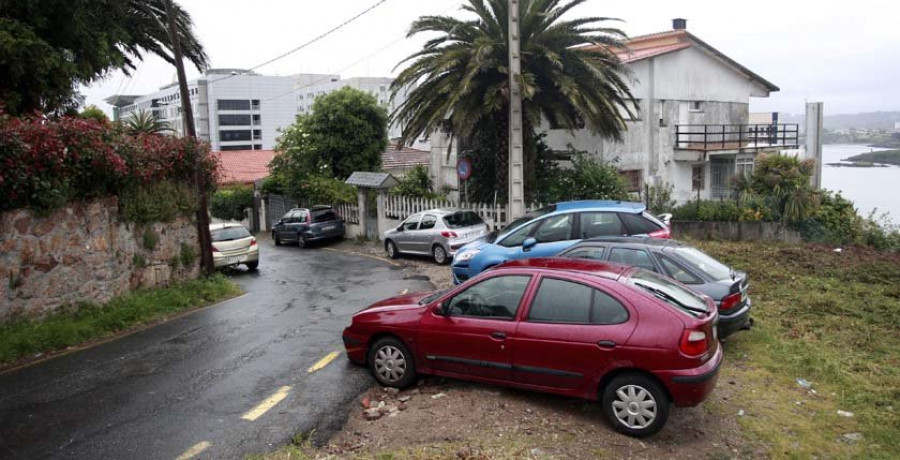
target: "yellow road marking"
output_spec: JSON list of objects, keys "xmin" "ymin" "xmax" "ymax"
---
[
  {"xmin": 175, "ymin": 441, "xmax": 211, "ymax": 460},
  {"xmin": 241, "ymin": 386, "xmax": 292, "ymax": 421},
  {"xmin": 321, "ymin": 247, "xmax": 400, "ymax": 267},
  {"xmin": 308, "ymin": 351, "xmax": 341, "ymax": 373}
]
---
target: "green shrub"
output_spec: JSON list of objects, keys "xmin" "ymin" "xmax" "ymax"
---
[
  {"xmin": 180, "ymin": 242, "xmax": 197, "ymax": 268},
  {"xmin": 210, "ymin": 185, "xmax": 254, "ymax": 221},
  {"xmin": 391, "ymin": 165, "xmax": 443, "ymax": 199},
  {"xmin": 141, "ymin": 227, "xmax": 158, "ymax": 251},
  {"xmin": 857, "ymin": 211, "xmax": 900, "ymax": 252},
  {"xmin": 132, "ymin": 253, "xmax": 146, "ymax": 268},
  {"xmin": 119, "ymin": 181, "xmax": 197, "ymax": 223},
  {"xmin": 532, "ymin": 154, "xmax": 628, "ymax": 203}
]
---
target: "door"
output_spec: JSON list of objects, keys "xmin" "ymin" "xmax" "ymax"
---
[
  {"xmin": 512, "ymin": 276, "xmax": 636, "ymax": 389},
  {"xmin": 710, "ymin": 157, "xmax": 735, "ymax": 199},
  {"xmin": 412, "ymin": 214, "xmax": 438, "ymax": 253},
  {"xmin": 577, "ymin": 212, "xmax": 626, "ymax": 239},
  {"xmin": 500, "ymin": 213, "xmax": 575, "ymax": 260},
  {"xmin": 417, "ymin": 274, "xmax": 532, "ymax": 382},
  {"xmin": 395, "ymin": 214, "xmax": 422, "ymax": 252},
  {"xmin": 275, "ymin": 210, "xmax": 296, "ymax": 241}
]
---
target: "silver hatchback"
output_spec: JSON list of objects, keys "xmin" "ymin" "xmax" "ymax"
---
[{"xmin": 384, "ymin": 208, "xmax": 489, "ymax": 264}]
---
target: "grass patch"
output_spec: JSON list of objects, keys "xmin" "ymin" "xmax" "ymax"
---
[
  {"xmin": 0, "ymin": 274, "xmax": 240, "ymax": 366},
  {"xmin": 695, "ymin": 241, "xmax": 900, "ymax": 459}
]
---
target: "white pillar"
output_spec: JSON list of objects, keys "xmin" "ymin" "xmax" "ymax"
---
[
  {"xmin": 805, "ymin": 102, "xmax": 824, "ymax": 189},
  {"xmin": 507, "ymin": 0, "xmax": 525, "ymax": 219}
]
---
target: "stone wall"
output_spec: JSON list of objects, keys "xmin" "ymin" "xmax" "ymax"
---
[
  {"xmin": 672, "ymin": 221, "xmax": 803, "ymax": 244},
  {"xmin": 0, "ymin": 197, "xmax": 200, "ymax": 320}
]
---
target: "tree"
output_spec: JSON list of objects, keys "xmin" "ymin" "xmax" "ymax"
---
[
  {"xmin": 124, "ymin": 110, "xmax": 172, "ymax": 135},
  {"xmin": 0, "ymin": 0, "xmax": 208, "ymax": 115},
  {"xmin": 80, "ymin": 105, "xmax": 110, "ymax": 124},
  {"xmin": 269, "ymin": 87, "xmax": 387, "ymax": 202},
  {"xmin": 390, "ymin": 0, "xmax": 636, "ymax": 199}
]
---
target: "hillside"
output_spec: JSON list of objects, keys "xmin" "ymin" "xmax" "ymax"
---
[{"xmin": 843, "ymin": 149, "xmax": 900, "ymax": 166}]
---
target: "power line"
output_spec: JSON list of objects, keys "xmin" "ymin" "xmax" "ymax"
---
[{"xmin": 209, "ymin": 0, "xmax": 390, "ymax": 86}]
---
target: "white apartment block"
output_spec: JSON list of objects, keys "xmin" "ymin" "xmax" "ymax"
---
[{"xmin": 106, "ymin": 69, "xmax": 337, "ymax": 151}]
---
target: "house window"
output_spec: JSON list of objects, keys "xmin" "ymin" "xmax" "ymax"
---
[
  {"xmin": 252, "ymin": 129, "xmax": 262, "ymax": 140},
  {"xmin": 220, "ymin": 145, "xmax": 253, "ymax": 151},
  {"xmin": 253, "ymin": 144, "xmax": 262, "ymax": 150},
  {"xmin": 620, "ymin": 170, "xmax": 643, "ymax": 193},
  {"xmin": 252, "ymin": 114, "xmax": 261, "ymax": 125},
  {"xmin": 218, "ymin": 99, "xmax": 251, "ymax": 111},
  {"xmin": 736, "ymin": 157, "xmax": 754, "ymax": 177},
  {"xmin": 692, "ymin": 165, "xmax": 705, "ymax": 191},
  {"xmin": 251, "ymin": 99, "xmax": 260, "ymax": 109},
  {"xmin": 658, "ymin": 100, "xmax": 667, "ymax": 127},
  {"xmin": 220, "ymin": 130, "xmax": 252, "ymax": 142},
  {"xmin": 690, "ymin": 101, "xmax": 703, "ymax": 112},
  {"xmin": 219, "ymin": 114, "xmax": 251, "ymax": 126}
]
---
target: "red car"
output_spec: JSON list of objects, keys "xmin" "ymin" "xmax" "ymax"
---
[{"xmin": 342, "ymin": 258, "xmax": 722, "ymax": 437}]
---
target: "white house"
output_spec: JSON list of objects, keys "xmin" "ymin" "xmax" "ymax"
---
[
  {"xmin": 428, "ymin": 19, "xmax": 797, "ymax": 203},
  {"xmin": 106, "ymin": 70, "xmax": 338, "ymax": 151}
]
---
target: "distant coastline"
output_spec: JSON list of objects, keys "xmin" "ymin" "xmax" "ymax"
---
[{"xmin": 839, "ymin": 150, "xmax": 900, "ymax": 167}]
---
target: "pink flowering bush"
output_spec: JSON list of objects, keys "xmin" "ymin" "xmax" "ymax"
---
[{"xmin": 0, "ymin": 112, "xmax": 219, "ymax": 214}]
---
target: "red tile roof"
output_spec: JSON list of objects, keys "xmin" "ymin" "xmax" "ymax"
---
[
  {"xmin": 382, "ymin": 141, "xmax": 430, "ymax": 170},
  {"xmin": 215, "ymin": 149, "xmax": 277, "ymax": 185}
]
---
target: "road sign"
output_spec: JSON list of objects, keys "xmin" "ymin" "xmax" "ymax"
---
[{"xmin": 457, "ymin": 157, "xmax": 472, "ymax": 181}]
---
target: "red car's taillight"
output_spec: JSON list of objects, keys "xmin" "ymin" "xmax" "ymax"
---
[
  {"xmin": 679, "ymin": 329, "xmax": 708, "ymax": 357},
  {"xmin": 648, "ymin": 227, "xmax": 671, "ymax": 239},
  {"xmin": 441, "ymin": 231, "xmax": 458, "ymax": 238},
  {"xmin": 720, "ymin": 292, "xmax": 741, "ymax": 312},
  {"xmin": 250, "ymin": 237, "xmax": 257, "ymax": 247},
  {"xmin": 211, "ymin": 245, "xmax": 220, "ymax": 253}
]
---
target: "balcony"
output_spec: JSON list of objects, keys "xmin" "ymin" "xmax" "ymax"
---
[{"xmin": 675, "ymin": 124, "xmax": 800, "ymax": 152}]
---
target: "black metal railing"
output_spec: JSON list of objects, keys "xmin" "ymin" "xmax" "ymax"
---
[{"xmin": 675, "ymin": 124, "xmax": 800, "ymax": 151}]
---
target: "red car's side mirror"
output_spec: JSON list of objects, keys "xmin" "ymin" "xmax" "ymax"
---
[{"xmin": 432, "ymin": 304, "xmax": 444, "ymax": 316}]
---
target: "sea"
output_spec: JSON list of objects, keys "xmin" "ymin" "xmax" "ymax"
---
[{"xmin": 822, "ymin": 144, "xmax": 900, "ymax": 226}]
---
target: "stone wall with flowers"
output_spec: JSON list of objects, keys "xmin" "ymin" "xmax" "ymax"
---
[{"xmin": 0, "ymin": 197, "xmax": 200, "ymax": 320}]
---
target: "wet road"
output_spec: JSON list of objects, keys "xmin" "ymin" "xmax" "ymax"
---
[{"xmin": 0, "ymin": 242, "xmax": 433, "ymax": 459}]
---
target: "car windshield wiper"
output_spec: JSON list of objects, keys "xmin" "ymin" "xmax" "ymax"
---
[{"xmin": 633, "ymin": 282, "xmax": 707, "ymax": 315}]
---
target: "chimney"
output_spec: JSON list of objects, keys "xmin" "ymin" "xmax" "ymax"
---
[{"xmin": 673, "ymin": 18, "xmax": 687, "ymax": 30}]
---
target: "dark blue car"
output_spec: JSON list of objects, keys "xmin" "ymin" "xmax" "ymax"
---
[{"xmin": 450, "ymin": 201, "xmax": 670, "ymax": 284}]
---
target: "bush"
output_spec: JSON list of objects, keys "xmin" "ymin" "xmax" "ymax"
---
[
  {"xmin": 210, "ymin": 185, "xmax": 254, "ymax": 221},
  {"xmin": 532, "ymin": 154, "xmax": 628, "ymax": 203},
  {"xmin": 119, "ymin": 181, "xmax": 197, "ymax": 223},
  {"xmin": 0, "ymin": 113, "xmax": 219, "ymax": 214},
  {"xmin": 180, "ymin": 242, "xmax": 197, "ymax": 268},
  {"xmin": 391, "ymin": 165, "xmax": 443, "ymax": 199}
]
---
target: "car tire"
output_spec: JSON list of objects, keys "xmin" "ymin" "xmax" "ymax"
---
[
  {"xmin": 246, "ymin": 261, "xmax": 259, "ymax": 270},
  {"xmin": 432, "ymin": 244, "xmax": 449, "ymax": 265},
  {"xmin": 601, "ymin": 373, "xmax": 670, "ymax": 438},
  {"xmin": 368, "ymin": 337, "xmax": 417, "ymax": 389},
  {"xmin": 385, "ymin": 240, "xmax": 400, "ymax": 259},
  {"xmin": 273, "ymin": 233, "xmax": 281, "ymax": 246}
]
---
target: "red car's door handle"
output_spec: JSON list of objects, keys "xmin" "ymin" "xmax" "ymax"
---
[
  {"xmin": 596, "ymin": 340, "xmax": 617, "ymax": 349},
  {"xmin": 490, "ymin": 331, "xmax": 507, "ymax": 340}
]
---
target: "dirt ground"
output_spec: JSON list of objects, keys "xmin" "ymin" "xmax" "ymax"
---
[{"xmin": 309, "ymin": 240, "xmax": 761, "ymax": 459}]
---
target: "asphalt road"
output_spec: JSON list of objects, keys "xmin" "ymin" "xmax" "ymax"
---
[{"xmin": 0, "ymin": 242, "xmax": 434, "ymax": 459}]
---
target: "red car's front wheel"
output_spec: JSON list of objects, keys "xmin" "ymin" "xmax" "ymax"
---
[{"xmin": 368, "ymin": 337, "xmax": 417, "ymax": 388}]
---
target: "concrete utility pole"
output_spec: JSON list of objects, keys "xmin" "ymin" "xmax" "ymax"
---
[
  {"xmin": 507, "ymin": 0, "xmax": 525, "ymax": 219},
  {"xmin": 166, "ymin": 0, "xmax": 214, "ymax": 276},
  {"xmin": 805, "ymin": 102, "xmax": 824, "ymax": 189}
]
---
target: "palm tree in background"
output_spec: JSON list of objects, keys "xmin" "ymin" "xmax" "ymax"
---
[
  {"xmin": 123, "ymin": 110, "xmax": 172, "ymax": 135},
  {"xmin": 123, "ymin": 0, "xmax": 209, "ymax": 72},
  {"xmin": 390, "ymin": 0, "xmax": 637, "ymax": 195}
]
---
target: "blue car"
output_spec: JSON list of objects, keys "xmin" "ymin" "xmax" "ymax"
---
[{"xmin": 450, "ymin": 201, "xmax": 670, "ymax": 284}]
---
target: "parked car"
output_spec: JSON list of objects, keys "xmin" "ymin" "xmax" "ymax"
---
[
  {"xmin": 383, "ymin": 209, "xmax": 490, "ymax": 264},
  {"xmin": 271, "ymin": 206, "xmax": 345, "ymax": 247},
  {"xmin": 450, "ymin": 201, "xmax": 670, "ymax": 284},
  {"xmin": 210, "ymin": 223, "xmax": 259, "ymax": 270},
  {"xmin": 343, "ymin": 257, "xmax": 721, "ymax": 437},
  {"xmin": 557, "ymin": 237, "xmax": 752, "ymax": 338}
]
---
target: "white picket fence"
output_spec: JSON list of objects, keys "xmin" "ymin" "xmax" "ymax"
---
[
  {"xmin": 332, "ymin": 202, "xmax": 360, "ymax": 225},
  {"xmin": 383, "ymin": 194, "xmax": 545, "ymax": 229}
]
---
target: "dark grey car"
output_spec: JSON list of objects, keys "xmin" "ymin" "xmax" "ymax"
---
[
  {"xmin": 557, "ymin": 236, "xmax": 752, "ymax": 338},
  {"xmin": 272, "ymin": 206, "xmax": 345, "ymax": 248}
]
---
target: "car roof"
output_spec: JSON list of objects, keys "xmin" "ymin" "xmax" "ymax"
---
[
  {"xmin": 577, "ymin": 236, "xmax": 684, "ymax": 248},
  {"xmin": 288, "ymin": 205, "xmax": 332, "ymax": 212},
  {"xmin": 411, "ymin": 208, "xmax": 474, "ymax": 215},
  {"xmin": 552, "ymin": 200, "xmax": 646, "ymax": 214},
  {"xmin": 493, "ymin": 257, "xmax": 632, "ymax": 280},
  {"xmin": 209, "ymin": 223, "xmax": 246, "ymax": 231}
]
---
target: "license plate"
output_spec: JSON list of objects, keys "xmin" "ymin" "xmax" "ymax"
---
[{"xmin": 226, "ymin": 256, "xmax": 239, "ymax": 264}]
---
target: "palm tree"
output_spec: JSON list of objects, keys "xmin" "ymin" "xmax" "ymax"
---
[
  {"xmin": 124, "ymin": 110, "xmax": 173, "ymax": 135},
  {"xmin": 390, "ymin": 0, "xmax": 637, "ymax": 194},
  {"xmin": 121, "ymin": 0, "xmax": 209, "ymax": 73}
]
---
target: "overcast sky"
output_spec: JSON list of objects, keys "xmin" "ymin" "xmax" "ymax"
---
[{"xmin": 83, "ymin": 0, "xmax": 900, "ymax": 117}]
